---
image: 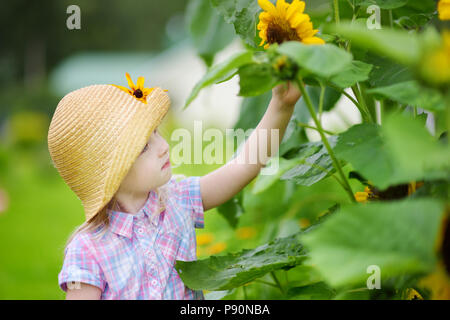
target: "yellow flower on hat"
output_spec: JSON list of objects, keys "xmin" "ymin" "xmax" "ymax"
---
[
  {"xmin": 438, "ymin": 0, "xmax": 450, "ymax": 20},
  {"xmin": 112, "ymin": 72, "xmax": 168, "ymax": 104},
  {"xmin": 257, "ymin": 0, "xmax": 325, "ymax": 50}
]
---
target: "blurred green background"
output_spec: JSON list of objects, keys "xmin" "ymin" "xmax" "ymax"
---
[{"xmin": 0, "ymin": 0, "xmax": 358, "ymax": 299}]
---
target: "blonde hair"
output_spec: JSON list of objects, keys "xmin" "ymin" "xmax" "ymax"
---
[{"xmin": 63, "ymin": 173, "xmax": 186, "ymax": 253}]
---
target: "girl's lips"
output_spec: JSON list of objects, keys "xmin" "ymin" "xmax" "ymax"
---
[{"xmin": 162, "ymin": 159, "xmax": 170, "ymax": 169}]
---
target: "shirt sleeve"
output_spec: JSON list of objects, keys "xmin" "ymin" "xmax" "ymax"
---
[
  {"xmin": 172, "ymin": 176, "xmax": 205, "ymax": 229},
  {"xmin": 58, "ymin": 233, "xmax": 106, "ymax": 293}
]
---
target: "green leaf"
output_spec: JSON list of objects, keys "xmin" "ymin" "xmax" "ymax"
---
[
  {"xmin": 280, "ymin": 136, "xmax": 340, "ymax": 187},
  {"xmin": 183, "ymin": 50, "xmax": 254, "ymax": 109},
  {"xmin": 366, "ymin": 81, "xmax": 446, "ymax": 112},
  {"xmin": 279, "ymin": 116, "xmax": 308, "ymax": 157},
  {"xmin": 328, "ymin": 22, "xmax": 421, "ymax": 66},
  {"xmin": 252, "ymin": 157, "xmax": 304, "ymax": 194},
  {"xmin": 301, "ymin": 198, "xmax": 445, "ymax": 288},
  {"xmin": 233, "ymin": 91, "xmax": 272, "ymax": 131},
  {"xmin": 381, "ymin": 112, "xmax": 450, "ymax": 184},
  {"xmin": 210, "ymin": 0, "xmax": 262, "ymax": 48},
  {"xmin": 186, "ymin": 0, "xmax": 236, "ymax": 67},
  {"xmin": 330, "ymin": 61, "xmax": 373, "ymax": 88},
  {"xmin": 287, "ymin": 282, "xmax": 336, "ymax": 300},
  {"xmin": 356, "ymin": 0, "xmax": 409, "ymax": 9},
  {"xmin": 175, "ymin": 233, "xmax": 307, "ymax": 291},
  {"xmin": 297, "ymin": 86, "xmax": 342, "ymax": 115},
  {"xmin": 335, "ymin": 116, "xmax": 450, "ymax": 190},
  {"xmin": 366, "ymin": 54, "xmax": 414, "ymax": 88},
  {"xmin": 392, "ymin": 0, "xmax": 436, "ymax": 29},
  {"xmin": 238, "ymin": 63, "xmax": 280, "ymax": 96},
  {"xmin": 334, "ymin": 123, "xmax": 394, "ymax": 189},
  {"xmin": 277, "ymin": 42, "xmax": 353, "ymax": 79},
  {"xmin": 216, "ymin": 189, "xmax": 244, "ymax": 229}
]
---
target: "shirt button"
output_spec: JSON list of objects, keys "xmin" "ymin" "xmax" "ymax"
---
[
  {"xmin": 137, "ymin": 228, "xmax": 144, "ymax": 234},
  {"xmin": 151, "ymin": 279, "xmax": 157, "ymax": 286}
]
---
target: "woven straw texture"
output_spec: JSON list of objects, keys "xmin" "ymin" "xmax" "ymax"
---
[{"xmin": 48, "ymin": 84, "xmax": 170, "ymax": 222}]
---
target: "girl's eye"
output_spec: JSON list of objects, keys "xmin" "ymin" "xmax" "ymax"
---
[{"xmin": 141, "ymin": 143, "xmax": 149, "ymax": 154}]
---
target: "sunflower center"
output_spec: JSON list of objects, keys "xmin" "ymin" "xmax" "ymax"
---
[
  {"xmin": 266, "ymin": 20, "xmax": 300, "ymax": 44},
  {"xmin": 133, "ymin": 89, "xmax": 143, "ymax": 98}
]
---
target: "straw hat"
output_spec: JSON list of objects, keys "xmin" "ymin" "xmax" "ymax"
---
[{"xmin": 48, "ymin": 76, "xmax": 170, "ymax": 222}]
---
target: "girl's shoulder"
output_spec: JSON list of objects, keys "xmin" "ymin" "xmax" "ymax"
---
[{"xmin": 65, "ymin": 226, "xmax": 107, "ymax": 253}]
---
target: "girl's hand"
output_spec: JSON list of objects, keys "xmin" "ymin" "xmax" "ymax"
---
[{"xmin": 271, "ymin": 80, "xmax": 302, "ymax": 109}]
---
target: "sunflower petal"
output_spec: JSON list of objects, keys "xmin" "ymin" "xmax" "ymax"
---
[
  {"xmin": 259, "ymin": 11, "xmax": 272, "ymax": 23},
  {"xmin": 276, "ymin": 0, "xmax": 288, "ymax": 18},
  {"xmin": 136, "ymin": 76, "xmax": 145, "ymax": 89},
  {"xmin": 125, "ymin": 72, "xmax": 136, "ymax": 90},
  {"xmin": 302, "ymin": 36, "xmax": 325, "ymax": 45},
  {"xmin": 289, "ymin": 13, "xmax": 308, "ymax": 28},
  {"xmin": 258, "ymin": 0, "xmax": 277, "ymax": 16},
  {"xmin": 142, "ymin": 87, "xmax": 154, "ymax": 96},
  {"xmin": 296, "ymin": 20, "xmax": 313, "ymax": 35},
  {"xmin": 111, "ymin": 84, "xmax": 133, "ymax": 95},
  {"xmin": 259, "ymin": 29, "xmax": 266, "ymax": 39},
  {"xmin": 286, "ymin": 0, "xmax": 305, "ymax": 20}
]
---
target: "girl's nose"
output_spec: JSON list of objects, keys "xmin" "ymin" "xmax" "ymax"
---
[{"xmin": 159, "ymin": 139, "xmax": 169, "ymax": 157}]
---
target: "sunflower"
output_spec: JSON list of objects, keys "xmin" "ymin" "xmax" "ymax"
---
[
  {"xmin": 354, "ymin": 181, "xmax": 424, "ymax": 203},
  {"xmin": 111, "ymin": 72, "xmax": 168, "ymax": 104},
  {"xmin": 421, "ymin": 30, "xmax": 450, "ymax": 86},
  {"xmin": 257, "ymin": 0, "xmax": 325, "ymax": 49},
  {"xmin": 438, "ymin": 0, "xmax": 450, "ymax": 20}
]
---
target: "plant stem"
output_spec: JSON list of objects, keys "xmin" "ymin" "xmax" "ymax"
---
[
  {"xmin": 388, "ymin": 10, "xmax": 393, "ymax": 28},
  {"xmin": 297, "ymin": 121, "xmax": 335, "ymax": 135},
  {"xmin": 351, "ymin": 85, "xmax": 373, "ymax": 123},
  {"xmin": 297, "ymin": 77, "xmax": 356, "ymax": 203},
  {"xmin": 270, "ymin": 272, "xmax": 285, "ymax": 295},
  {"xmin": 319, "ymin": 83, "xmax": 326, "ymax": 123},
  {"xmin": 254, "ymin": 279, "xmax": 278, "ymax": 288},
  {"xmin": 333, "ymin": 0, "xmax": 340, "ymax": 25},
  {"xmin": 243, "ymin": 285, "xmax": 248, "ymax": 299},
  {"xmin": 379, "ymin": 99, "xmax": 384, "ymax": 125},
  {"xmin": 327, "ymin": 82, "xmax": 363, "ymax": 113}
]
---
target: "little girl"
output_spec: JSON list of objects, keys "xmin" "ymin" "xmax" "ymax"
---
[{"xmin": 48, "ymin": 73, "xmax": 301, "ymax": 300}]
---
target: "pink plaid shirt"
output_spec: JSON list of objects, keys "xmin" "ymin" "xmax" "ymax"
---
[{"xmin": 58, "ymin": 176, "xmax": 204, "ymax": 300}]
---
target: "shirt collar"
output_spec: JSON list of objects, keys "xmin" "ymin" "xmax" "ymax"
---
[{"xmin": 107, "ymin": 189, "xmax": 161, "ymax": 239}]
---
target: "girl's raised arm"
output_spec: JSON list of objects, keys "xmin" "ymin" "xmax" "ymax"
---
[{"xmin": 199, "ymin": 81, "xmax": 301, "ymax": 212}]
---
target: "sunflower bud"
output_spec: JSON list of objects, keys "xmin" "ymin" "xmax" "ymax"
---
[{"xmin": 271, "ymin": 54, "xmax": 298, "ymax": 81}]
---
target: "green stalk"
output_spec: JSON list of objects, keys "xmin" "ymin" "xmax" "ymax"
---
[
  {"xmin": 327, "ymin": 82, "xmax": 363, "ymax": 111},
  {"xmin": 297, "ymin": 121, "xmax": 336, "ymax": 135},
  {"xmin": 379, "ymin": 99, "xmax": 384, "ymax": 125},
  {"xmin": 446, "ymin": 90, "xmax": 450, "ymax": 148},
  {"xmin": 360, "ymin": 83, "xmax": 377, "ymax": 122},
  {"xmin": 351, "ymin": 85, "xmax": 373, "ymax": 123},
  {"xmin": 270, "ymin": 272, "xmax": 285, "ymax": 295},
  {"xmin": 319, "ymin": 83, "xmax": 325, "ymax": 122},
  {"xmin": 297, "ymin": 77, "xmax": 356, "ymax": 203},
  {"xmin": 333, "ymin": 0, "xmax": 340, "ymax": 25}
]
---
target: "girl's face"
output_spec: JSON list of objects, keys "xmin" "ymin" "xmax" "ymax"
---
[{"xmin": 118, "ymin": 128, "xmax": 171, "ymax": 196}]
